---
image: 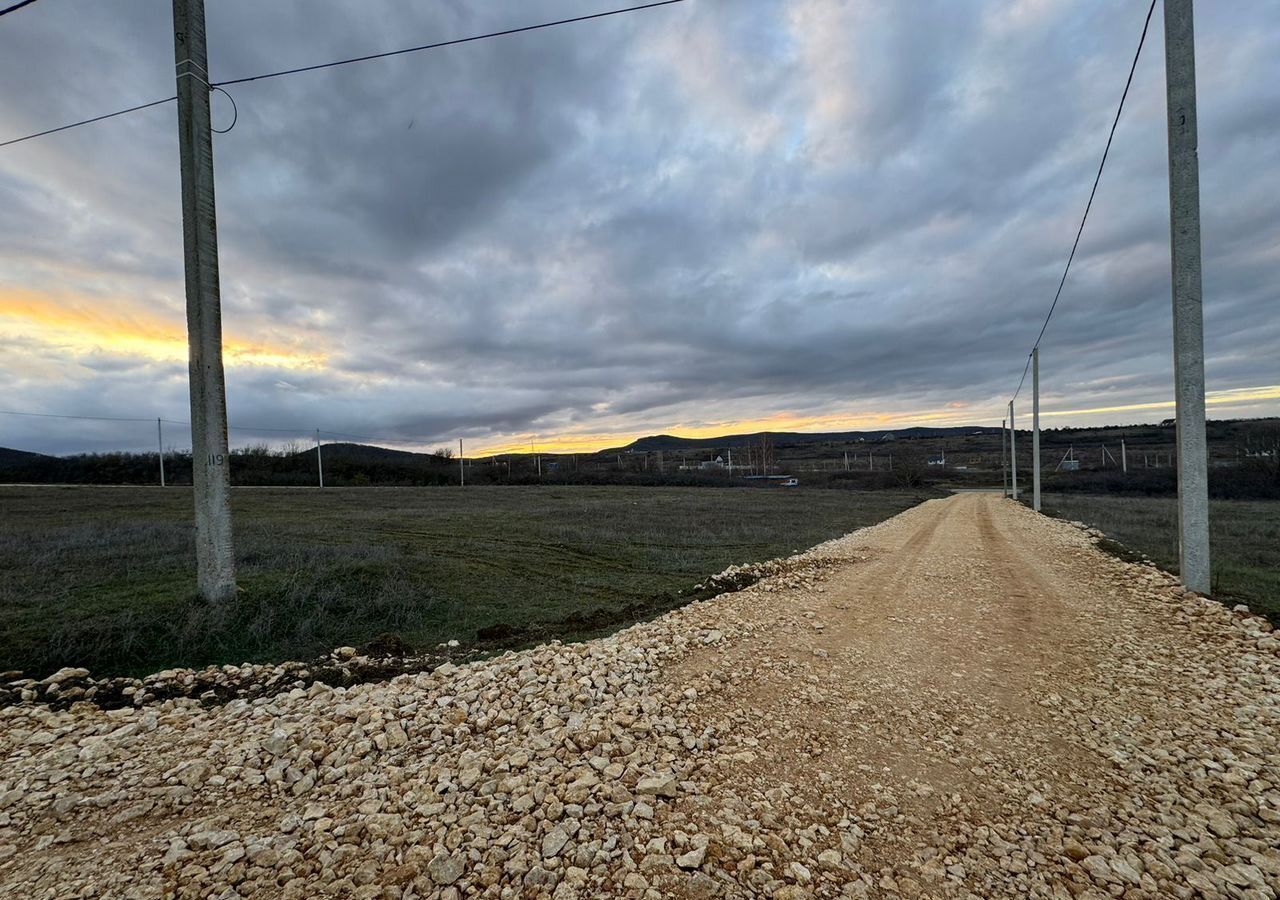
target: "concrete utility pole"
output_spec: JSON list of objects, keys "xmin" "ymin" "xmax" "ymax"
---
[
  {"xmin": 459, "ymin": 438, "xmax": 465, "ymax": 487},
  {"xmin": 157, "ymin": 418, "xmax": 166, "ymax": 488},
  {"xmin": 1121, "ymin": 439, "xmax": 1128, "ymax": 473},
  {"xmin": 174, "ymin": 0, "xmax": 235, "ymax": 601},
  {"xmin": 1032, "ymin": 348, "xmax": 1041, "ymax": 512},
  {"xmin": 1009, "ymin": 401, "xmax": 1019, "ymax": 501},
  {"xmin": 1001, "ymin": 417, "xmax": 1008, "ymax": 497},
  {"xmin": 315, "ymin": 430, "xmax": 324, "ymax": 488},
  {"xmin": 1164, "ymin": 0, "xmax": 1211, "ymax": 593}
]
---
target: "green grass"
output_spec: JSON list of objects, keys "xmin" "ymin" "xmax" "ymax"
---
[
  {"xmin": 1040, "ymin": 492, "xmax": 1280, "ymax": 624},
  {"xmin": 0, "ymin": 485, "xmax": 933, "ymax": 678}
]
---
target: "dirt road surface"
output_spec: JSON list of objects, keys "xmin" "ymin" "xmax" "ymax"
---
[{"xmin": 3, "ymin": 493, "xmax": 1278, "ymax": 899}]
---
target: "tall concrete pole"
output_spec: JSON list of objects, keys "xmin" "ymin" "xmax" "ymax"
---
[
  {"xmin": 1032, "ymin": 349, "xmax": 1041, "ymax": 511},
  {"xmin": 174, "ymin": 0, "xmax": 235, "ymax": 601},
  {"xmin": 315, "ymin": 430, "xmax": 324, "ymax": 488},
  {"xmin": 157, "ymin": 418, "xmax": 166, "ymax": 488},
  {"xmin": 459, "ymin": 438, "xmax": 465, "ymax": 487},
  {"xmin": 1164, "ymin": 0, "xmax": 1210, "ymax": 593},
  {"xmin": 1009, "ymin": 401, "xmax": 1018, "ymax": 501},
  {"xmin": 1001, "ymin": 417, "xmax": 1008, "ymax": 497},
  {"xmin": 1121, "ymin": 439, "xmax": 1128, "ymax": 473}
]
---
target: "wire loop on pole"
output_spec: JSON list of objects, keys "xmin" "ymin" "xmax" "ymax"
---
[{"xmin": 211, "ymin": 86, "xmax": 238, "ymax": 134}]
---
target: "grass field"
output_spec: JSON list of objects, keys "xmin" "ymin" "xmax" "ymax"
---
[
  {"xmin": 1041, "ymin": 492, "xmax": 1280, "ymax": 624},
  {"xmin": 0, "ymin": 485, "xmax": 933, "ymax": 678}
]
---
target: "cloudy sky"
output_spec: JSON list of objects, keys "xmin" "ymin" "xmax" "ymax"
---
[{"xmin": 1, "ymin": 0, "xmax": 1277, "ymax": 456}]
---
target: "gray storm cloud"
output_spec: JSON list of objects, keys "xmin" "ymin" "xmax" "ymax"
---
[{"xmin": 0, "ymin": 0, "xmax": 1277, "ymax": 455}]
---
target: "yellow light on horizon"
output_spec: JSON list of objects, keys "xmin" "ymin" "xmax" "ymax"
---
[
  {"xmin": 470, "ymin": 386, "xmax": 1280, "ymax": 456},
  {"xmin": 1040, "ymin": 385, "xmax": 1280, "ymax": 419},
  {"xmin": 0, "ymin": 291, "xmax": 326, "ymax": 370}
]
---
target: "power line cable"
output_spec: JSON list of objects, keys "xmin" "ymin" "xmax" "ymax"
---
[
  {"xmin": 0, "ymin": 96, "xmax": 175, "ymax": 149},
  {"xmin": 212, "ymin": 0, "xmax": 687, "ymax": 88},
  {"xmin": 0, "ymin": 0, "xmax": 41, "ymax": 17},
  {"xmin": 0, "ymin": 0, "xmax": 686, "ymax": 148},
  {"xmin": 4, "ymin": 410, "xmax": 450, "ymax": 449},
  {"xmin": 1009, "ymin": 0, "xmax": 1157, "ymax": 404},
  {"xmin": 0, "ymin": 409, "xmax": 155, "ymax": 423}
]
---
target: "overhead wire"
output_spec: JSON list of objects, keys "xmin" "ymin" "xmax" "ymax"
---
[
  {"xmin": 0, "ymin": 409, "xmax": 156, "ymax": 423},
  {"xmin": 3, "ymin": 410, "xmax": 449, "ymax": 449},
  {"xmin": 1008, "ymin": 0, "xmax": 1158, "ymax": 406},
  {"xmin": 0, "ymin": 0, "xmax": 41, "ymax": 17},
  {"xmin": 213, "ymin": 0, "xmax": 687, "ymax": 88},
  {"xmin": 0, "ymin": 0, "xmax": 687, "ymax": 148},
  {"xmin": 0, "ymin": 96, "xmax": 175, "ymax": 149}
]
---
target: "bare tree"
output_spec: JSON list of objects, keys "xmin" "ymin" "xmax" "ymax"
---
[
  {"xmin": 1241, "ymin": 421, "xmax": 1280, "ymax": 487},
  {"xmin": 892, "ymin": 446, "xmax": 929, "ymax": 488},
  {"xmin": 757, "ymin": 435, "xmax": 776, "ymax": 476}
]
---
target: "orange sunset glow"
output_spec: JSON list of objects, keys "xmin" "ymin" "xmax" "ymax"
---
[
  {"xmin": 0, "ymin": 290, "xmax": 327, "ymax": 370},
  {"xmin": 473, "ymin": 385, "xmax": 1280, "ymax": 456}
]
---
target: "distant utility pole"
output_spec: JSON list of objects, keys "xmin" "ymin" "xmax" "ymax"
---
[
  {"xmin": 174, "ymin": 0, "xmax": 235, "ymax": 601},
  {"xmin": 1001, "ymin": 418, "xmax": 1008, "ymax": 497},
  {"xmin": 1009, "ymin": 401, "xmax": 1018, "ymax": 501},
  {"xmin": 458, "ymin": 438, "xmax": 465, "ymax": 487},
  {"xmin": 157, "ymin": 418, "xmax": 166, "ymax": 488},
  {"xmin": 1032, "ymin": 348, "xmax": 1041, "ymax": 512},
  {"xmin": 844, "ymin": 451, "xmax": 849, "ymax": 471},
  {"xmin": 1121, "ymin": 439, "xmax": 1128, "ymax": 473},
  {"xmin": 1164, "ymin": 0, "xmax": 1210, "ymax": 593},
  {"xmin": 315, "ymin": 429, "xmax": 324, "ymax": 488}
]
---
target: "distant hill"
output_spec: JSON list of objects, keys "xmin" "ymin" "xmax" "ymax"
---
[
  {"xmin": 0, "ymin": 446, "xmax": 54, "ymax": 469},
  {"xmin": 616, "ymin": 426, "xmax": 1000, "ymax": 454},
  {"xmin": 292, "ymin": 442, "xmax": 441, "ymax": 465}
]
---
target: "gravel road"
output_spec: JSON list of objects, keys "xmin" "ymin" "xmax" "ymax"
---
[{"xmin": 2, "ymin": 493, "xmax": 1278, "ymax": 899}]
